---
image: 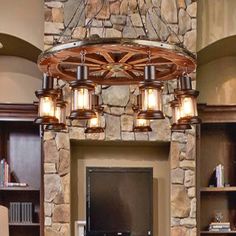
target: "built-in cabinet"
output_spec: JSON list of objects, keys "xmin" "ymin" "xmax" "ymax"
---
[
  {"xmin": 197, "ymin": 105, "xmax": 236, "ymax": 236},
  {"xmin": 0, "ymin": 104, "xmax": 42, "ymax": 236}
]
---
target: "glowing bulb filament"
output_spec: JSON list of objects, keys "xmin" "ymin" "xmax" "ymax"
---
[
  {"xmin": 182, "ymin": 97, "xmax": 194, "ymax": 117},
  {"xmin": 41, "ymin": 97, "xmax": 54, "ymax": 116}
]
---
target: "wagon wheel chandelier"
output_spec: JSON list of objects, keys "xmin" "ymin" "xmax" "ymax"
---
[{"xmin": 35, "ymin": 0, "xmax": 199, "ymax": 133}]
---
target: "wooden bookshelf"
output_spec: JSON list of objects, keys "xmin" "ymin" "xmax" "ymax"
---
[
  {"xmin": 197, "ymin": 105, "xmax": 236, "ymax": 236},
  {"xmin": 0, "ymin": 104, "xmax": 42, "ymax": 236}
]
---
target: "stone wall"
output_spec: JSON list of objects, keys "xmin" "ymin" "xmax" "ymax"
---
[{"xmin": 43, "ymin": 0, "xmax": 197, "ymax": 236}]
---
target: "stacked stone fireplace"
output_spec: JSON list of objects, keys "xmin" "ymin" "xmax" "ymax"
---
[{"xmin": 43, "ymin": 0, "xmax": 197, "ymax": 235}]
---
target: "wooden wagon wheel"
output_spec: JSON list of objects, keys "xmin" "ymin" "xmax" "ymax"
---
[{"xmin": 38, "ymin": 38, "xmax": 196, "ymax": 85}]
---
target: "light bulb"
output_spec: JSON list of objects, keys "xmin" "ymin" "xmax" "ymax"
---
[
  {"xmin": 40, "ymin": 97, "xmax": 54, "ymax": 116},
  {"xmin": 77, "ymin": 88, "xmax": 89, "ymax": 109},
  {"xmin": 181, "ymin": 97, "xmax": 194, "ymax": 117},
  {"xmin": 137, "ymin": 118, "xmax": 147, "ymax": 126},
  {"xmin": 90, "ymin": 117, "xmax": 98, "ymax": 127}
]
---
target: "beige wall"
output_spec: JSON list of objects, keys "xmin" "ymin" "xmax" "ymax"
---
[
  {"xmin": 197, "ymin": 0, "xmax": 236, "ymax": 51},
  {"xmin": 0, "ymin": 0, "xmax": 44, "ymax": 50},
  {"xmin": 0, "ymin": 56, "xmax": 42, "ymax": 103},
  {"xmin": 197, "ymin": 56, "xmax": 236, "ymax": 105},
  {"xmin": 71, "ymin": 142, "xmax": 170, "ymax": 236}
]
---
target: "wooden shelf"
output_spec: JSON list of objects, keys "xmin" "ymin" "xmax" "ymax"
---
[
  {"xmin": 200, "ymin": 187, "xmax": 236, "ymax": 192},
  {"xmin": 201, "ymin": 231, "xmax": 236, "ymax": 234},
  {"xmin": 0, "ymin": 187, "xmax": 39, "ymax": 192},
  {"xmin": 9, "ymin": 223, "xmax": 40, "ymax": 227}
]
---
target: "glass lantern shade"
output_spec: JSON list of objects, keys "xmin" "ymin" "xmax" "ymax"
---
[
  {"xmin": 72, "ymin": 87, "xmax": 91, "ymax": 110},
  {"xmin": 39, "ymin": 96, "xmax": 55, "ymax": 117},
  {"xmin": 176, "ymin": 91, "xmax": 201, "ymax": 124},
  {"xmin": 85, "ymin": 111, "xmax": 104, "ymax": 133},
  {"xmin": 138, "ymin": 85, "xmax": 164, "ymax": 120},
  {"xmin": 175, "ymin": 74, "xmax": 201, "ymax": 125},
  {"xmin": 170, "ymin": 99, "xmax": 191, "ymax": 131},
  {"xmin": 179, "ymin": 96, "xmax": 197, "ymax": 118},
  {"xmin": 137, "ymin": 65, "xmax": 164, "ymax": 120},
  {"xmin": 35, "ymin": 90, "xmax": 58, "ymax": 125},
  {"xmin": 46, "ymin": 100, "xmax": 67, "ymax": 131},
  {"xmin": 69, "ymin": 65, "xmax": 96, "ymax": 120},
  {"xmin": 133, "ymin": 116, "xmax": 152, "ymax": 132}
]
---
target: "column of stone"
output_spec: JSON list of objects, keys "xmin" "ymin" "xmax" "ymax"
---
[{"xmin": 44, "ymin": 132, "xmax": 71, "ymax": 236}]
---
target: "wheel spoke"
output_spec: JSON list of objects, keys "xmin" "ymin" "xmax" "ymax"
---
[
  {"xmin": 119, "ymin": 52, "xmax": 135, "ymax": 63},
  {"xmin": 99, "ymin": 51, "xmax": 115, "ymax": 63}
]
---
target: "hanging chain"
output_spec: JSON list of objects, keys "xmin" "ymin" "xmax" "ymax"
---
[
  {"xmin": 80, "ymin": 50, "xmax": 87, "ymax": 64},
  {"xmin": 147, "ymin": 50, "xmax": 151, "ymax": 64}
]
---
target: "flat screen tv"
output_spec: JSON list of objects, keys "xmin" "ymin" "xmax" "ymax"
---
[{"xmin": 86, "ymin": 167, "xmax": 153, "ymax": 236}]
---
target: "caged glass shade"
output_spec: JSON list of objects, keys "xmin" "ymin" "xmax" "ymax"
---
[
  {"xmin": 133, "ymin": 116, "xmax": 152, "ymax": 132},
  {"xmin": 175, "ymin": 75, "xmax": 201, "ymax": 125},
  {"xmin": 46, "ymin": 89, "xmax": 67, "ymax": 131},
  {"xmin": 39, "ymin": 96, "xmax": 55, "ymax": 117},
  {"xmin": 138, "ymin": 65, "xmax": 164, "ymax": 120},
  {"xmin": 133, "ymin": 95, "xmax": 152, "ymax": 132},
  {"xmin": 170, "ymin": 98, "xmax": 191, "ymax": 131},
  {"xmin": 34, "ymin": 75, "xmax": 58, "ymax": 125},
  {"xmin": 69, "ymin": 65, "xmax": 96, "ymax": 120},
  {"xmin": 85, "ymin": 95, "xmax": 104, "ymax": 133}
]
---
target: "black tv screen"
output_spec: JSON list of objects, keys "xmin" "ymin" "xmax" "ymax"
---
[{"xmin": 86, "ymin": 167, "xmax": 153, "ymax": 236}]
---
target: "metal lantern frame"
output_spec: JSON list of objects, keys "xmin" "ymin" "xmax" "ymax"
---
[
  {"xmin": 175, "ymin": 75, "xmax": 201, "ymax": 125},
  {"xmin": 85, "ymin": 95, "xmax": 104, "ymax": 134},
  {"xmin": 45, "ymin": 88, "xmax": 67, "ymax": 131},
  {"xmin": 132, "ymin": 95, "xmax": 152, "ymax": 133},
  {"xmin": 69, "ymin": 65, "xmax": 96, "ymax": 120},
  {"xmin": 35, "ymin": 75, "xmax": 59, "ymax": 125},
  {"xmin": 169, "ymin": 98, "xmax": 191, "ymax": 132}
]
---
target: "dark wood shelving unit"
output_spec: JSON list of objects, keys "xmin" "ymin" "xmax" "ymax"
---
[
  {"xmin": 0, "ymin": 104, "xmax": 42, "ymax": 236},
  {"xmin": 197, "ymin": 105, "xmax": 236, "ymax": 236}
]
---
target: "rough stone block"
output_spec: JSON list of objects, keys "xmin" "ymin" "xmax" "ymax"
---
[
  {"xmin": 171, "ymin": 185, "xmax": 191, "ymax": 217},
  {"xmin": 44, "ymin": 140, "xmax": 59, "ymax": 163},
  {"xmin": 55, "ymin": 133, "xmax": 70, "ymax": 150},
  {"xmin": 44, "ymin": 163, "xmax": 57, "ymax": 174},
  {"xmin": 53, "ymin": 205, "xmax": 70, "ymax": 223},
  {"xmin": 187, "ymin": 2, "xmax": 197, "ymax": 18},
  {"xmin": 105, "ymin": 115, "xmax": 121, "ymax": 140},
  {"xmin": 44, "ymin": 174, "xmax": 61, "ymax": 202},
  {"xmin": 184, "ymin": 170, "xmax": 195, "ymax": 187},
  {"xmin": 161, "ymin": 0, "xmax": 178, "ymax": 23},
  {"xmin": 171, "ymin": 168, "xmax": 185, "ymax": 184},
  {"xmin": 102, "ymin": 86, "xmax": 129, "ymax": 106},
  {"xmin": 121, "ymin": 115, "xmax": 133, "ymax": 131},
  {"xmin": 179, "ymin": 9, "xmax": 191, "ymax": 35},
  {"xmin": 58, "ymin": 149, "xmax": 70, "ymax": 176}
]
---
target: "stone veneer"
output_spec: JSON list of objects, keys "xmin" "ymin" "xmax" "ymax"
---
[{"xmin": 43, "ymin": 0, "xmax": 197, "ymax": 236}]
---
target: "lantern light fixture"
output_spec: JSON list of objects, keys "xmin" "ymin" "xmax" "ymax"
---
[
  {"xmin": 45, "ymin": 88, "xmax": 67, "ymax": 131},
  {"xmin": 169, "ymin": 97, "xmax": 191, "ymax": 132},
  {"xmin": 85, "ymin": 95, "xmax": 104, "ymax": 134},
  {"xmin": 175, "ymin": 74, "xmax": 201, "ymax": 125},
  {"xmin": 69, "ymin": 65, "xmax": 96, "ymax": 120},
  {"xmin": 137, "ymin": 65, "xmax": 164, "ymax": 120},
  {"xmin": 132, "ymin": 95, "xmax": 152, "ymax": 132},
  {"xmin": 34, "ymin": 74, "xmax": 58, "ymax": 125}
]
